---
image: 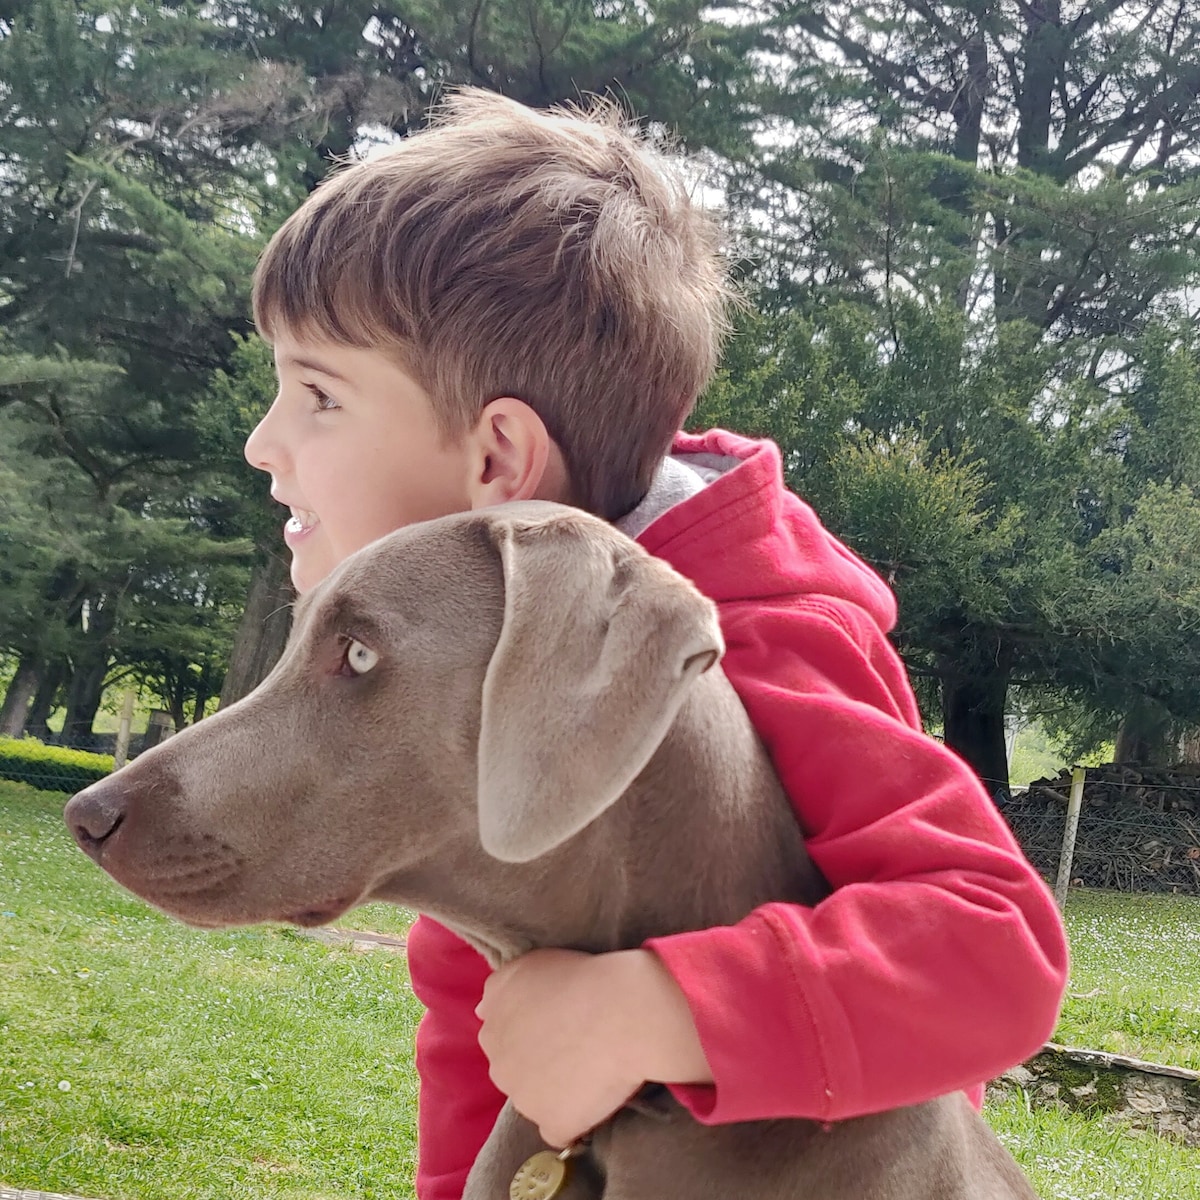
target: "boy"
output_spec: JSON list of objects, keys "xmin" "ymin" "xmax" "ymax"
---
[{"xmin": 243, "ymin": 89, "xmax": 1068, "ymax": 1200}]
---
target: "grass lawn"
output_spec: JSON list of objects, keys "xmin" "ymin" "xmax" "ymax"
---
[
  {"xmin": 1052, "ymin": 889, "xmax": 1200, "ymax": 1071},
  {"xmin": 1, "ymin": 781, "xmax": 420, "ymax": 1199},
  {"xmin": 986, "ymin": 1090, "xmax": 1200, "ymax": 1200},
  {"xmin": 3, "ymin": 779, "xmax": 1200, "ymax": 1198},
  {"xmin": 984, "ymin": 886, "xmax": 1200, "ymax": 1198}
]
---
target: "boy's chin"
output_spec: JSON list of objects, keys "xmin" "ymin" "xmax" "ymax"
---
[{"xmin": 289, "ymin": 551, "xmax": 332, "ymax": 596}]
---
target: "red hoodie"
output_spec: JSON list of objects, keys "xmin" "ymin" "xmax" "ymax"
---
[{"xmin": 408, "ymin": 430, "xmax": 1069, "ymax": 1200}]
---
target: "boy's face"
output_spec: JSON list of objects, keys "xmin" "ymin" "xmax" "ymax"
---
[{"xmin": 245, "ymin": 331, "xmax": 476, "ymax": 594}]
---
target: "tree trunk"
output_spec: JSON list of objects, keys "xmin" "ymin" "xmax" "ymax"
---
[
  {"xmin": 154, "ymin": 660, "xmax": 192, "ymax": 732},
  {"xmin": 61, "ymin": 655, "xmax": 110, "ymax": 748},
  {"xmin": 1178, "ymin": 725, "xmax": 1200, "ymax": 765},
  {"xmin": 170, "ymin": 697, "xmax": 188, "ymax": 732},
  {"xmin": 61, "ymin": 595, "xmax": 118, "ymax": 748},
  {"xmin": 191, "ymin": 652, "xmax": 215, "ymax": 725},
  {"xmin": 219, "ymin": 548, "xmax": 294, "ymax": 708},
  {"xmin": 26, "ymin": 660, "xmax": 66, "ymax": 741},
  {"xmin": 1016, "ymin": 0, "xmax": 1064, "ymax": 176},
  {"xmin": 0, "ymin": 654, "xmax": 41, "ymax": 737},
  {"xmin": 1114, "ymin": 701, "xmax": 1174, "ymax": 766},
  {"xmin": 941, "ymin": 644, "xmax": 1013, "ymax": 805}
]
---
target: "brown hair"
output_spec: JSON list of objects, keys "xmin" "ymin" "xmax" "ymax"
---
[{"xmin": 252, "ymin": 88, "xmax": 733, "ymax": 520}]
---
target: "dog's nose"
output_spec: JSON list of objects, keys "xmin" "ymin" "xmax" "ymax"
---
[{"xmin": 64, "ymin": 780, "xmax": 128, "ymax": 861}]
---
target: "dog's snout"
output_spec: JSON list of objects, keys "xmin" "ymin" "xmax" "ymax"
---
[{"xmin": 64, "ymin": 781, "xmax": 128, "ymax": 860}]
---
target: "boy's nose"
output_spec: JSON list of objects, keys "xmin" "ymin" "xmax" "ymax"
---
[{"xmin": 244, "ymin": 402, "xmax": 280, "ymax": 472}]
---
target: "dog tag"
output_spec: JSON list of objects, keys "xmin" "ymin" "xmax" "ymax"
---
[{"xmin": 509, "ymin": 1148, "xmax": 571, "ymax": 1200}]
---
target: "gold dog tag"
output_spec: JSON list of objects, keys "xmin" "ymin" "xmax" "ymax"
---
[{"xmin": 509, "ymin": 1149, "xmax": 571, "ymax": 1200}]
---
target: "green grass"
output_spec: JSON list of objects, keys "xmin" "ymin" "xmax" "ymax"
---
[
  {"xmin": 986, "ymin": 1090, "xmax": 1200, "ymax": 1199},
  {"xmin": 985, "ymin": 888, "xmax": 1200, "ymax": 1197},
  {"xmin": 0, "ymin": 780, "xmax": 420, "ymax": 1199},
  {"xmin": 2, "ymin": 779, "xmax": 1200, "ymax": 1198},
  {"xmin": 1053, "ymin": 889, "xmax": 1200, "ymax": 1071}
]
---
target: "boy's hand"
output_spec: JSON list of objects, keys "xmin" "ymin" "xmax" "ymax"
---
[{"xmin": 476, "ymin": 947, "xmax": 712, "ymax": 1149}]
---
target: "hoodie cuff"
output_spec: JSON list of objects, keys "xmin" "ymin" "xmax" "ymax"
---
[{"xmin": 644, "ymin": 908, "xmax": 861, "ymax": 1125}]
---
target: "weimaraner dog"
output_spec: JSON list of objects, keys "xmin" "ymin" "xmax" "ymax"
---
[{"xmin": 66, "ymin": 502, "xmax": 1038, "ymax": 1200}]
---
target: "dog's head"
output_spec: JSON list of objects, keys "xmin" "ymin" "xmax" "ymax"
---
[{"xmin": 64, "ymin": 502, "xmax": 723, "ymax": 928}]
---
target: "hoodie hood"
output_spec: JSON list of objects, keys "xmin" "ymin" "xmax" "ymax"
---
[{"xmin": 632, "ymin": 429, "xmax": 898, "ymax": 634}]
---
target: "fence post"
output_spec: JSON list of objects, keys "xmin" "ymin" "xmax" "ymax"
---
[
  {"xmin": 1054, "ymin": 765, "xmax": 1086, "ymax": 910},
  {"xmin": 113, "ymin": 689, "xmax": 136, "ymax": 770}
]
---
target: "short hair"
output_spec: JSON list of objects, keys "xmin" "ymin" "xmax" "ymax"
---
[{"xmin": 252, "ymin": 88, "xmax": 734, "ymax": 519}]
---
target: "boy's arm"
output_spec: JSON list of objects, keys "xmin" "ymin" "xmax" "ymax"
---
[
  {"xmin": 644, "ymin": 597, "xmax": 1069, "ymax": 1123},
  {"xmin": 406, "ymin": 916, "xmax": 505, "ymax": 1200},
  {"xmin": 407, "ymin": 596, "xmax": 1069, "ymax": 1169}
]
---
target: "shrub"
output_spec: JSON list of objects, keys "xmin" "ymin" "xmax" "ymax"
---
[{"xmin": 0, "ymin": 736, "xmax": 113, "ymax": 793}]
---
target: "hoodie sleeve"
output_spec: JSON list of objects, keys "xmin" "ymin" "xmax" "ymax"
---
[
  {"xmin": 406, "ymin": 915, "xmax": 505, "ymax": 1200},
  {"xmin": 643, "ymin": 596, "xmax": 1069, "ymax": 1124}
]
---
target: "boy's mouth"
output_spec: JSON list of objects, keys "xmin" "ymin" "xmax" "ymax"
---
[{"xmin": 285, "ymin": 507, "xmax": 319, "ymax": 537}]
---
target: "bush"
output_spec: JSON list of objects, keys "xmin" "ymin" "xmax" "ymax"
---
[{"xmin": 0, "ymin": 736, "xmax": 113, "ymax": 793}]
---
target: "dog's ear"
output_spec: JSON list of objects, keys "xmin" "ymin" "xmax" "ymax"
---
[{"xmin": 477, "ymin": 509, "xmax": 724, "ymax": 863}]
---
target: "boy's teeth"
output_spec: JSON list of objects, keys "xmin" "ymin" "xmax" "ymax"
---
[{"xmin": 286, "ymin": 508, "xmax": 318, "ymax": 533}]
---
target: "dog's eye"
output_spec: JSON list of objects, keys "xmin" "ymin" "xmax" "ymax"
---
[{"xmin": 344, "ymin": 639, "xmax": 379, "ymax": 675}]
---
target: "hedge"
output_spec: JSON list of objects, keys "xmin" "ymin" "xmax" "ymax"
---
[{"xmin": 0, "ymin": 736, "xmax": 114, "ymax": 793}]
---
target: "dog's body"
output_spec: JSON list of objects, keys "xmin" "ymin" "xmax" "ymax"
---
[{"xmin": 66, "ymin": 503, "xmax": 1037, "ymax": 1200}]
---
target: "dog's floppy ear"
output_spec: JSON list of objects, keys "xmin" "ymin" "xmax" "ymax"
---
[{"xmin": 477, "ymin": 508, "xmax": 723, "ymax": 863}]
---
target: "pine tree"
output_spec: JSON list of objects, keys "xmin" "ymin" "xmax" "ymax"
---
[{"xmin": 717, "ymin": 0, "xmax": 1200, "ymax": 786}]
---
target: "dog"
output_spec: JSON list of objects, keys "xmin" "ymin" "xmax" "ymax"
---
[{"xmin": 65, "ymin": 502, "xmax": 1038, "ymax": 1200}]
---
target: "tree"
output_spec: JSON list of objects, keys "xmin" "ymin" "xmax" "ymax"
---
[
  {"xmin": 0, "ymin": 2, "xmax": 264, "ymax": 738},
  {"xmin": 713, "ymin": 0, "xmax": 1200, "ymax": 785},
  {"xmin": 699, "ymin": 302, "xmax": 1091, "ymax": 796},
  {"xmin": 1060, "ymin": 324, "xmax": 1200, "ymax": 762},
  {"xmin": 198, "ymin": 335, "xmax": 296, "ymax": 708},
  {"xmin": 0, "ymin": 2, "xmax": 765, "ymax": 726}
]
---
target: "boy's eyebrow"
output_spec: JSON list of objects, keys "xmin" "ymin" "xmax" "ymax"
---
[{"xmin": 281, "ymin": 354, "xmax": 353, "ymax": 385}]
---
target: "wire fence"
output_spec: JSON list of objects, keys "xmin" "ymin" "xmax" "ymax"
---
[
  {"xmin": 1, "ymin": 715, "xmax": 174, "ymax": 794},
  {"xmin": 2, "ymin": 767, "xmax": 106, "ymax": 795},
  {"xmin": 1004, "ymin": 802, "xmax": 1200, "ymax": 894},
  {"xmin": 1004, "ymin": 767, "xmax": 1200, "ymax": 896}
]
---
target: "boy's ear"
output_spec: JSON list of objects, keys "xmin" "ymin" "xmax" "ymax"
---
[{"xmin": 466, "ymin": 398, "xmax": 572, "ymax": 508}]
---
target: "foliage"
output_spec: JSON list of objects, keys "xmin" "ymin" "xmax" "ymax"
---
[
  {"xmin": 0, "ymin": 1, "xmax": 272, "ymax": 735},
  {"xmin": 0, "ymin": 736, "xmax": 113, "ymax": 792},
  {"xmin": 0, "ymin": 0, "xmax": 770, "ymax": 729},
  {"xmin": 744, "ymin": 0, "xmax": 1200, "ymax": 324},
  {"xmin": 3, "ymin": 1, "xmax": 1200, "ymax": 787},
  {"xmin": 702, "ymin": 0, "xmax": 1200, "ymax": 782},
  {"xmin": 699, "ymin": 289, "xmax": 1200, "ymax": 788}
]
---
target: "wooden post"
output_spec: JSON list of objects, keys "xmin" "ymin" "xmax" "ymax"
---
[
  {"xmin": 112, "ymin": 689, "xmax": 136, "ymax": 770},
  {"xmin": 1054, "ymin": 766, "xmax": 1086, "ymax": 910}
]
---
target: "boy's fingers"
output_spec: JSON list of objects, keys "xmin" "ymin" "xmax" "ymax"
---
[{"xmin": 537, "ymin": 1121, "xmax": 569, "ymax": 1150}]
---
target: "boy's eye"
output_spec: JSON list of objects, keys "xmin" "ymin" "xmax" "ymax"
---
[{"xmin": 304, "ymin": 383, "xmax": 339, "ymax": 411}]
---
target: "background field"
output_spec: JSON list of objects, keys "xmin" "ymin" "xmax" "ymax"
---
[{"xmin": 2, "ymin": 779, "xmax": 1199, "ymax": 1199}]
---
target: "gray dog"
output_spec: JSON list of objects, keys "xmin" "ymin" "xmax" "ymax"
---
[{"xmin": 66, "ymin": 502, "xmax": 1038, "ymax": 1200}]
